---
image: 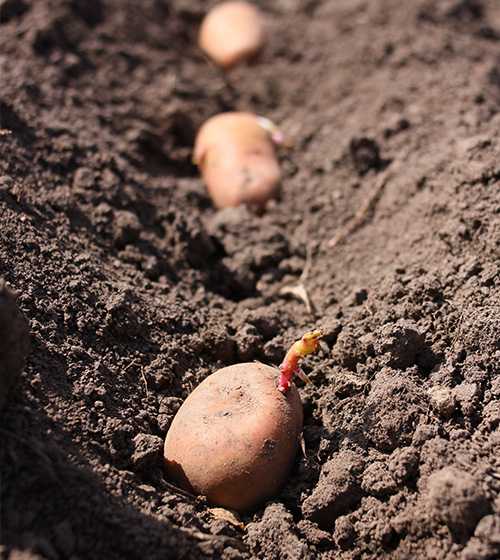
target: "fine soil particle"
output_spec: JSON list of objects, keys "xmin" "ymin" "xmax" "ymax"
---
[{"xmin": 2, "ymin": 0, "xmax": 500, "ymax": 559}]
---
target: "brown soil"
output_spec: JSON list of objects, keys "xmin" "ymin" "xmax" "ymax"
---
[{"xmin": 2, "ymin": 1, "xmax": 500, "ymax": 559}]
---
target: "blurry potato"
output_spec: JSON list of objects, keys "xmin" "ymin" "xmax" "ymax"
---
[
  {"xmin": 199, "ymin": 1, "xmax": 264, "ymax": 69},
  {"xmin": 163, "ymin": 362, "xmax": 303, "ymax": 514},
  {"xmin": 193, "ymin": 112, "xmax": 282, "ymax": 213}
]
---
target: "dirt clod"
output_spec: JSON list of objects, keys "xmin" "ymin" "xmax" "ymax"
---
[
  {"xmin": 426, "ymin": 467, "xmax": 491, "ymax": 538},
  {"xmin": 349, "ymin": 138, "xmax": 381, "ymax": 176}
]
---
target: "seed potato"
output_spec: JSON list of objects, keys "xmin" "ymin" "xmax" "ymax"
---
[
  {"xmin": 163, "ymin": 362, "xmax": 303, "ymax": 513},
  {"xmin": 193, "ymin": 112, "xmax": 282, "ymax": 213},
  {"xmin": 199, "ymin": 1, "xmax": 264, "ymax": 69}
]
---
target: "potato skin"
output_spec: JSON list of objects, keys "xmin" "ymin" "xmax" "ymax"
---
[
  {"xmin": 163, "ymin": 362, "xmax": 303, "ymax": 514},
  {"xmin": 199, "ymin": 1, "xmax": 264, "ymax": 70},
  {"xmin": 193, "ymin": 112, "xmax": 281, "ymax": 214}
]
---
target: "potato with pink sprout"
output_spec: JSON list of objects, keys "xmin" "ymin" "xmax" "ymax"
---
[{"xmin": 163, "ymin": 328, "xmax": 323, "ymax": 513}]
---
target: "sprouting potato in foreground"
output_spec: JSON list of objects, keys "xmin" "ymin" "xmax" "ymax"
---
[
  {"xmin": 163, "ymin": 329, "xmax": 323, "ymax": 514},
  {"xmin": 193, "ymin": 112, "xmax": 285, "ymax": 213},
  {"xmin": 164, "ymin": 363, "xmax": 302, "ymax": 514},
  {"xmin": 199, "ymin": 1, "xmax": 264, "ymax": 70}
]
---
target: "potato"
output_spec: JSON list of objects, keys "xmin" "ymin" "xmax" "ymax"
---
[
  {"xmin": 193, "ymin": 112, "xmax": 282, "ymax": 213},
  {"xmin": 163, "ymin": 362, "xmax": 303, "ymax": 513},
  {"xmin": 163, "ymin": 329, "xmax": 323, "ymax": 513},
  {"xmin": 199, "ymin": 1, "xmax": 264, "ymax": 70}
]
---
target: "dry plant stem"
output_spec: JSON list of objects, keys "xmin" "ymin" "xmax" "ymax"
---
[
  {"xmin": 328, "ymin": 164, "xmax": 394, "ymax": 247},
  {"xmin": 327, "ymin": 149, "xmax": 413, "ymax": 248},
  {"xmin": 121, "ymin": 359, "xmax": 148, "ymax": 393},
  {"xmin": 278, "ymin": 328, "xmax": 323, "ymax": 393},
  {"xmin": 160, "ymin": 477, "xmax": 209, "ymax": 507},
  {"xmin": 208, "ymin": 507, "xmax": 245, "ymax": 530},
  {"xmin": 279, "ymin": 242, "xmax": 316, "ymax": 315},
  {"xmin": 280, "ymin": 283, "xmax": 313, "ymax": 314}
]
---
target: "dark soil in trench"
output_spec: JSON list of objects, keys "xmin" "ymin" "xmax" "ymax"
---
[{"xmin": 2, "ymin": 1, "xmax": 500, "ymax": 559}]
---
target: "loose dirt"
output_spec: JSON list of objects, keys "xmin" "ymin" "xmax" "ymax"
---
[{"xmin": 2, "ymin": 1, "xmax": 500, "ymax": 559}]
